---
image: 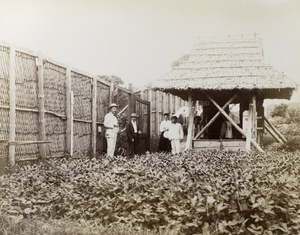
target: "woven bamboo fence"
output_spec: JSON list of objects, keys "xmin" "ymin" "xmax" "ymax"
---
[
  {"xmin": 0, "ymin": 42, "xmax": 113, "ymax": 168},
  {"xmin": 138, "ymin": 89, "xmax": 188, "ymax": 137},
  {"xmin": 0, "ymin": 41, "xmax": 189, "ymax": 171}
]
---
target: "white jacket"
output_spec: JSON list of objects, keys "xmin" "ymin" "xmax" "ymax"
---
[
  {"xmin": 168, "ymin": 123, "xmax": 183, "ymax": 140},
  {"xmin": 104, "ymin": 112, "xmax": 119, "ymax": 138}
]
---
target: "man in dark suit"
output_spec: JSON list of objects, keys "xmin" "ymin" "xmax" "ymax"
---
[{"xmin": 126, "ymin": 113, "xmax": 142, "ymax": 158}]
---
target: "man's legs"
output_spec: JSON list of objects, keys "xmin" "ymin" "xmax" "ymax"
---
[
  {"xmin": 106, "ymin": 136, "xmax": 116, "ymax": 157},
  {"xmin": 174, "ymin": 139, "xmax": 181, "ymax": 154},
  {"xmin": 171, "ymin": 140, "xmax": 176, "ymax": 155}
]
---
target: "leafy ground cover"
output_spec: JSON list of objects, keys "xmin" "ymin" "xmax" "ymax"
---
[{"xmin": 1, "ymin": 150, "xmax": 300, "ymax": 234}]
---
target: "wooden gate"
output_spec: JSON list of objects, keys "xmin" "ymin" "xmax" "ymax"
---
[{"xmin": 129, "ymin": 95, "xmax": 150, "ymax": 154}]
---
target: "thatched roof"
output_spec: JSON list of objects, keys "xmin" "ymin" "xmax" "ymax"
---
[{"xmin": 149, "ymin": 34, "xmax": 298, "ymax": 100}]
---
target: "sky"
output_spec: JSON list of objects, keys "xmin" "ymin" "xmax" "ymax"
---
[{"xmin": 1, "ymin": 0, "xmax": 300, "ymax": 102}]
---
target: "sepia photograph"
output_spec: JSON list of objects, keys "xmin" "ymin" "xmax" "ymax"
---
[{"xmin": 0, "ymin": 0, "xmax": 300, "ymax": 234}]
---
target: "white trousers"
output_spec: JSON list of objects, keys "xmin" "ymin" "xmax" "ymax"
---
[
  {"xmin": 106, "ymin": 136, "xmax": 117, "ymax": 157},
  {"xmin": 171, "ymin": 139, "xmax": 181, "ymax": 155}
]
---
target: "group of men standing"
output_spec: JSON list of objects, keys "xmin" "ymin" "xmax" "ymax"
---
[
  {"xmin": 158, "ymin": 112, "xmax": 183, "ymax": 155},
  {"xmin": 104, "ymin": 103, "xmax": 141, "ymax": 158},
  {"xmin": 104, "ymin": 103, "xmax": 184, "ymax": 158}
]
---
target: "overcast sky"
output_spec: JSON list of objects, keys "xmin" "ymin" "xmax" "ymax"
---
[{"xmin": 1, "ymin": 0, "xmax": 299, "ymax": 102}]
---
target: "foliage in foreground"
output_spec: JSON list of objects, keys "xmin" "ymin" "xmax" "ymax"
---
[{"xmin": 1, "ymin": 150, "xmax": 300, "ymax": 234}]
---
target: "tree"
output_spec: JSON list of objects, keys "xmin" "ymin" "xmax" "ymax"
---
[
  {"xmin": 287, "ymin": 108, "xmax": 300, "ymax": 123},
  {"xmin": 271, "ymin": 103, "xmax": 288, "ymax": 118},
  {"xmin": 97, "ymin": 75, "xmax": 124, "ymax": 86}
]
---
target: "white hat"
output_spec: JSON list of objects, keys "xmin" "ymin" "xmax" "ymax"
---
[
  {"xmin": 109, "ymin": 103, "xmax": 118, "ymax": 109},
  {"xmin": 131, "ymin": 113, "xmax": 138, "ymax": 117}
]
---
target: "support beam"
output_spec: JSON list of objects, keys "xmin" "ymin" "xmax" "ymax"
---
[
  {"xmin": 9, "ymin": 46, "xmax": 16, "ymax": 166},
  {"xmin": 185, "ymin": 91, "xmax": 195, "ymax": 150},
  {"xmin": 205, "ymin": 94, "xmax": 264, "ymax": 153},
  {"xmin": 37, "ymin": 53, "xmax": 47, "ymax": 161},
  {"xmin": 265, "ymin": 124, "xmax": 283, "ymax": 144},
  {"xmin": 194, "ymin": 93, "xmax": 239, "ymax": 139},
  {"xmin": 264, "ymin": 116, "xmax": 287, "ymax": 143}
]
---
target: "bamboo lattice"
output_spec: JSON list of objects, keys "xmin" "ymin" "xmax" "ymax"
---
[
  {"xmin": 0, "ymin": 45, "xmax": 10, "ymax": 159},
  {"xmin": 15, "ymin": 51, "xmax": 40, "ymax": 161},
  {"xmin": 44, "ymin": 62, "xmax": 67, "ymax": 157},
  {"xmin": 96, "ymin": 81, "xmax": 110, "ymax": 122},
  {"xmin": 71, "ymin": 72, "xmax": 92, "ymax": 157}
]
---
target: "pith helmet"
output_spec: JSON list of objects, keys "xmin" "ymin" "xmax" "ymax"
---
[{"xmin": 109, "ymin": 103, "xmax": 118, "ymax": 109}]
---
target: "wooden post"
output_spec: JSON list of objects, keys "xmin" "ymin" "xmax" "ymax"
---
[
  {"xmin": 37, "ymin": 53, "xmax": 46, "ymax": 161},
  {"xmin": 91, "ymin": 77, "xmax": 97, "ymax": 157},
  {"xmin": 175, "ymin": 95, "xmax": 178, "ymax": 110},
  {"xmin": 9, "ymin": 46, "xmax": 16, "ymax": 166},
  {"xmin": 252, "ymin": 94, "xmax": 257, "ymax": 142},
  {"xmin": 256, "ymin": 97, "xmax": 264, "ymax": 145},
  {"xmin": 246, "ymin": 104, "xmax": 253, "ymax": 151},
  {"xmin": 185, "ymin": 91, "xmax": 195, "ymax": 150},
  {"xmin": 163, "ymin": 92, "xmax": 166, "ymax": 113},
  {"xmin": 156, "ymin": 90, "xmax": 160, "ymax": 136},
  {"xmin": 109, "ymin": 77, "xmax": 115, "ymax": 104},
  {"xmin": 169, "ymin": 93, "xmax": 173, "ymax": 115},
  {"xmin": 66, "ymin": 66, "xmax": 73, "ymax": 157},
  {"xmin": 148, "ymin": 89, "xmax": 153, "ymax": 137}
]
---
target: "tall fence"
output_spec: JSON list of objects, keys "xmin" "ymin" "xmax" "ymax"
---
[
  {"xmin": 0, "ymin": 42, "xmax": 113, "ymax": 168},
  {"xmin": 0, "ymin": 41, "xmax": 189, "ymax": 170},
  {"xmin": 137, "ymin": 89, "xmax": 188, "ymax": 137}
]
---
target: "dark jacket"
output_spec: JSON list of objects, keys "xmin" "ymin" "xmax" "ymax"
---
[{"xmin": 126, "ymin": 121, "xmax": 140, "ymax": 143}]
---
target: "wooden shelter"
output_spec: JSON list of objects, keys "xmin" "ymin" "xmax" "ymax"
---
[{"xmin": 149, "ymin": 34, "xmax": 298, "ymax": 152}]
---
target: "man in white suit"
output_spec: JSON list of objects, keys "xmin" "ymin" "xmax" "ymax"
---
[
  {"xmin": 168, "ymin": 114, "xmax": 183, "ymax": 155},
  {"xmin": 104, "ymin": 103, "xmax": 119, "ymax": 157}
]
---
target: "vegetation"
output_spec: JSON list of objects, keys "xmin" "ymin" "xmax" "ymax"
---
[
  {"xmin": 270, "ymin": 103, "xmax": 288, "ymax": 118},
  {"xmin": 1, "ymin": 150, "xmax": 299, "ymax": 235}
]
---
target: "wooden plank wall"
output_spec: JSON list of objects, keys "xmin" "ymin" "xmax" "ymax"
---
[{"xmin": 138, "ymin": 89, "xmax": 188, "ymax": 137}]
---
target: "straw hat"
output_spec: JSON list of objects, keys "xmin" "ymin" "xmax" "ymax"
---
[
  {"xmin": 109, "ymin": 103, "xmax": 118, "ymax": 109},
  {"xmin": 131, "ymin": 113, "xmax": 137, "ymax": 117}
]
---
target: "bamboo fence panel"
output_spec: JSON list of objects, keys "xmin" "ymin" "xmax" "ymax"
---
[
  {"xmin": 96, "ymin": 81, "xmax": 110, "ymax": 123},
  {"xmin": 15, "ymin": 51, "xmax": 40, "ymax": 161},
  {"xmin": 71, "ymin": 72, "xmax": 93, "ymax": 157},
  {"xmin": 0, "ymin": 45, "xmax": 10, "ymax": 162},
  {"xmin": 1, "ymin": 41, "xmax": 182, "ymax": 166},
  {"xmin": 44, "ymin": 61, "xmax": 67, "ymax": 157}
]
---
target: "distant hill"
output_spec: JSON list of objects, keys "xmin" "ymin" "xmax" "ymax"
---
[{"xmin": 265, "ymin": 102, "xmax": 300, "ymax": 118}]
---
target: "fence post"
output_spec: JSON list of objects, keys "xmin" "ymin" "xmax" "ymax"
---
[
  {"xmin": 9, "ymin": 46, "xmax": 16, "ymax": 166},
  {"xmin": 148, "ymin": 89, "xmax": 153, "ymax": 137},
  {"xmin": 66, "ymin": 66, "xmax": 73, "ymax": 157},
  {"xmin": 169, "ymin": 93, "xmax": 173, "ymax": 115},
  {"xmin": 156, "ymin": 90, "xmax": 160, "ymax": 136},
  {"xmin": 109, "ymin": 77, "xmax": 115, "ymax": 104},
  {"xmin": 91, "ymin": 77, "xmax": 97, "ymax": 157},
  {"xmin": 185, "ymin": 91, "xmax": 195, "ymax": 150},
  {"xmin": 37, "ymin": 53, "xmax": 47, "ymax": 161}
]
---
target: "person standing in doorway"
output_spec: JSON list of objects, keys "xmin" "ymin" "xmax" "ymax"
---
[
  {"xmin": 158, "ymin": 112, "xmax": 171, "ymax": 152},
  {"xmin": 104, "ymin": 103, "xmax": 119, "ymax": 157},
  {"xmin": 126, "ymin": 113, "xmax": 142, "ymax": 158},
  {"xmin": 168, "ymin": 114, "xmax": 183, "ymax": 155}
]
